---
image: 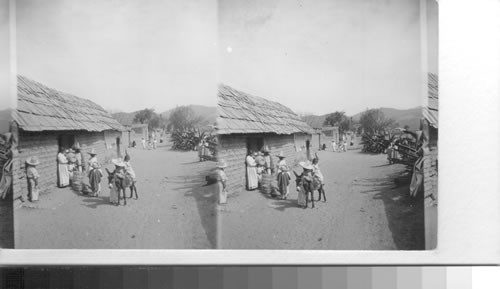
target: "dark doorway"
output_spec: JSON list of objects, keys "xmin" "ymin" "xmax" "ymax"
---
[
  {"xmin": 246, "ymin": 137, "xmax": 263, "ymax": 154},
  {"xmin": 57, "ymin": 134, "xmax": 75, "ymax": 151},
  {"xmin": 116, "ymin": 137, "xmax": 121, "ymax": 158}
]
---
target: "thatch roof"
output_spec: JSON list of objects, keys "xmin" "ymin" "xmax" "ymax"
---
[
  {"xmin": 423, "ymin": 73, "xmax": 438, "ymax": 128},
  {"xmin": 14, "ymin": 75, "xmax": 123, "ymax": 132},
  {"xmin": 217, "ymin": 84, "xmax": 314, "ymax": 135}
]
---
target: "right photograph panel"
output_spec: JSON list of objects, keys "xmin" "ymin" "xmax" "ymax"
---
[{"xmin": 216, "ymin": 0, "xmax": 438, "ymax": 250}]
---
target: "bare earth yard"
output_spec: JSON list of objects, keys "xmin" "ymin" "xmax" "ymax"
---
[
  {"xmin": 218, "ymin": 147, "xmax": 425, "ymax": 250},
  {"xmin": 13, "ymin": 141, "xmax": 424, "ymax": 250},
  {"xmin": 15, "ymin": 143, "xmax": 217, "ymax": 249}
]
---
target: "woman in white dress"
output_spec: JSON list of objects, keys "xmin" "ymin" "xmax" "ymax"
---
[
  {"xmin": 246, "ymin": 152, "xmax": 258, "ymax": 190},
  {"xmin": 57, "ymin": 148, "xmax": 70, "ymax": 188}
]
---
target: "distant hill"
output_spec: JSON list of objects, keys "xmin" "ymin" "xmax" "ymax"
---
[
  {"xmin": 302, "ymin": 106, "xmax": 423, "ymax": 131},
  {"xmin": 111, "ymin": 105, "xmax": 217, "ymax": 128}
]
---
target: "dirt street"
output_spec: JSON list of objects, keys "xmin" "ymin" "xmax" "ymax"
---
[
  {"xmin": 218, "ymin": 147, "xmax": 425, "ymax": 250},
  {"xmin": 15, "ymin": 142, "xmax": 217, "ymax": 249}
]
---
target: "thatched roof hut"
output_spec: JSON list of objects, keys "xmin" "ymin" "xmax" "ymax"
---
[
  {"xmin": 217, "ymin": 84, "xmax": 314, "ymax": 192},
  {"xmin": 15, "ymin": 75, "xmax": 123, "ymax": 132},
  {"xmin": 217, "ymin": 84, "xmax": 314, "ymax": 135},
  {"xmin": 11, "ymin": 75, "xmax": 125, "ymax": 200}
]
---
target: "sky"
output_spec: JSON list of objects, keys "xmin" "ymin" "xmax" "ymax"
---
[
  {"xmin": 15, "ymin": 0, "xmax": 217, "ymax": 113},
  {"xmin": 0, "ymin": 0, "xmax": 14, "ymax": 111},
  {"xmin": 219, "ymin": 0, "xmax": 438, "ymax": 116}
]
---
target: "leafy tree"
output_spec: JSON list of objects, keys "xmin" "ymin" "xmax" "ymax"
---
[
  {"xmin": 359, "ymin": 109, "xmax": 396, "ymax": 135},
  {"xmin": 167, "ymin": 106, "xmax": 204, "ymax": 132},
  {"xmin": 133, "ymin": 108, "xmax": 162, "ymax": 131},
  {"xmin": 323, "ymin": 111, "xmax": 351, "ymax": 135}
]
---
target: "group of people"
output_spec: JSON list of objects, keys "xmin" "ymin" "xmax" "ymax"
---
[
  {"xmin": 23, "ymin": 141, "xmax": 137, "ymax": 204},
  {"xmin": 214, "ymin": 148, "xmax": 326, "ymax": 207},
  {"xmin": 56, "ymin": 143, "xmax": 104, "ymax": 197},
  {"xmin": 141, "ymin": 136, "xmax": 158, "ymax": 150},
  {"xmin": 327, "ymin": 135, "xmax": 355, "ymax": 152},
  {"xmin": 245, "ymin": 147, "xmax": 277, "ymax": 190},
  {"xmin": 56, "ymin": 143, "xmax": 86, "ymax": 189}
]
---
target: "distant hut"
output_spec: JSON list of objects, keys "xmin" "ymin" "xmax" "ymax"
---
[
  {"xmin": 302, "ymin": 116, "xmax": 340, "ymax": 150},
  {"xmin": 11, "ymin": 75, "xmax": 124, "ymax": 200},
  {"xmin": 217, "ymin": 84, "xmax": 314, "ymax": 193},
  {"xmin": 422, "ymin": 72, "xmax": 438, "ymax": 249},
  {"xmin": 131, "ymin": 124, "xmax": 149, "ymax": 143}
]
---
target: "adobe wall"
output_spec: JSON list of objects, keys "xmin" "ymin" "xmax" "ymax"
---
[{"xmin": 12, "ymin": 130, "xmax": 120, "ymax": 200}]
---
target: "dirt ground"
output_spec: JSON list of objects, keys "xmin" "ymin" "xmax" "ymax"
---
[
  {"xmin": 12, "ymin": 137, "xmax": 424, "ymax": 250},
  {"xmin": 14, "ymin": 141, "xmax": 217, "ymax": 249},
  {"xmin": 218, "ymin": 142, "xmax": 425, "ymax": 250}
]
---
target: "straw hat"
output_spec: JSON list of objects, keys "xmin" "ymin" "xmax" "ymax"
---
[
  {"xmin": 216, "ymin": 160, "xmax": 228, "ymax": 168},
  {"xmin": 26, "ymin": 156, "xmax": 40, "ymax": 166},
  {"xmin": 72, "ymin": 142, "xmax": 82, "ymax": 150},
  {"xmin": 299, "ymin": 161, "xmax": 313, "ymax": 171},
  {"xmin": 112, "ymin": 158, "xmax": 125, "ymax": 167},
  {"xmin": 87, "ymin": 148, "xmax": 97, "ymax": 155},
  {"xmin": 277, "ymin": 151, "xmax": 286, "ymax": 158}
]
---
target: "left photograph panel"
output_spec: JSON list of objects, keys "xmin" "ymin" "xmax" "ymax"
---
[{"xmin": 3, "ymin": 0, "xmax": 218, "ymax": 249}]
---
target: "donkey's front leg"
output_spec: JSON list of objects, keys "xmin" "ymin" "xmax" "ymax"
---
[
  {"xmin": 122, "ymin": 188, "xmax": 127, "ymax": 205},
  {"xmin": 310, "ymin": 191, "xmax": 315, "ymax": 208}
]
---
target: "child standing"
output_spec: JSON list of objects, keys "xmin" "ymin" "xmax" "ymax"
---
[
  {"xmin": 25, "ymin": 156, "xmax": 40, "ymax": 202},
  {"xmin": 215, "ymin": 160, "xmax": 228, "ymax": 204}
]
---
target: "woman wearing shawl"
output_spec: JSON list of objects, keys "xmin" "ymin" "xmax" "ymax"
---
[
  {"xmin": 87, "ymin": 149, "xmax": 103, "ymax": 197},
  {"xmin": 246, "ymin": 151, "xmax": 258, "ymax": 190},
  {"xmin": 276, "ymin": 151, "xmax": 291, "ymax": 199},
  {"xmin": 57, "ymin": 148, "xmax": 70, "ymax": 188}
]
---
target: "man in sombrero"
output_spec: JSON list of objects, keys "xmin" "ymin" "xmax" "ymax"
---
[{"xmin": 87, "ymin": 148, "xmax": 102, "ymax": 197}]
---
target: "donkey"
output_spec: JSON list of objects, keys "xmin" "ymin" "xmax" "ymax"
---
[
  {"xmin": 106, "ymin": 168, "xmax": 138, "ymax": 206},
  {"xmin": 293, "ymin": 171, "xmax": 315, "ymax": 209}
]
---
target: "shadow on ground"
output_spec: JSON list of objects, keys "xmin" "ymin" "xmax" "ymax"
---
[
  {"xmin": 166, "ymin": 162, "xmax": 217, "ymax": 249},
  {"xmin": 0, "ymin": 195, "xmax": 14, "ymax": 248},
  {"xmin": 357, "ymin": 171, "xmax": 425, "ymax": 250}
]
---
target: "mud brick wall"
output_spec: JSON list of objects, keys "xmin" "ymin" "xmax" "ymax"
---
[
  {"xmin": 218, "ymin": 133, "xmax": 310, "ymax": 193},
  {"xmin": 12, "ymin": 130, "xmax": 120, "ymax": 200}
]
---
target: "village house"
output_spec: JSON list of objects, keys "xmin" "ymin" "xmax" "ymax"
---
[
  {"xmin": 216, "ymin": 84, "xmax": 314, "ymax": 193},
  {"xmin": 422, "ymin": 72, "xmax": 438, "ymax": 249},
  {"xmin": 302, "ymin": 116, "xmax": 340, "ymax": 151},
  {"xmin": 131, "ymin": 123, "xmax": 149, "ymax": 144},
  {"xmin": 11, "ymin": 75, "xmax": 124, "ymax": 200}
]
